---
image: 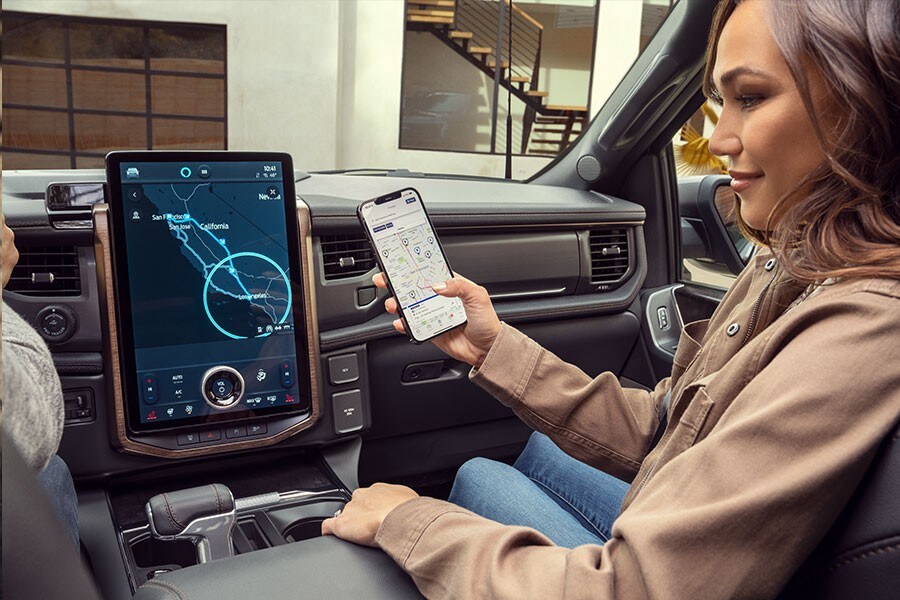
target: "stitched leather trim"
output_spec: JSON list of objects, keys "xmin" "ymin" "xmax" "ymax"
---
[
  {"xmin": 161, "ymin": 493, "xmax": 183, "ymax": 531},
  {"xmin": 824, "ymin": 536, "xmax": 900, "ymax": 575}
]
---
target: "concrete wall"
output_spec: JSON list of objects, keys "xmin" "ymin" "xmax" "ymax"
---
[{"xmin": 4, "ymin": 0, "xmax": 648, "ymax": 179}]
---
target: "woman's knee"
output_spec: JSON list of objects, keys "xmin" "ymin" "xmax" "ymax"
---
[
  {"xmin": 449, "ymin": 457, "xmax": 508, "ymax": 508},
  {"xmin": 514, "ymin": 431, "xmax": 560, "ymax": 470}
]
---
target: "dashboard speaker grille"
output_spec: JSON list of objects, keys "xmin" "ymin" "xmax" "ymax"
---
[
  {"xmin": 588, "ymin": 228, "xmax": 629, "ymax": 286},
  {"xmin": 320, "ymin": 234, "xmax": 376, "ymax": 280},
  {"xmin": 7, "ymin": 245, "xmax": 82, "ymax": 297}
]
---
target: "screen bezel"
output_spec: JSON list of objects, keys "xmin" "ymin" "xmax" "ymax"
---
[
  {"xmin": 106, "ymin": 151, "xmax": 312, "ymax": 433},
  {"xmin": 357, "ymin": 187, "xmax": 466, "ymax": 343}
]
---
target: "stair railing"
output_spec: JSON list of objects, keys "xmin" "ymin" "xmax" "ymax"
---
[{"xmin": 454, "ymin": 0, "xmax": 543, "ymax": 104}]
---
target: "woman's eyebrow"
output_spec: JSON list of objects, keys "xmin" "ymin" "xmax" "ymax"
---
[{"xmin": 718, "ymin": 66, "xmax": 773, "ymax": 88}]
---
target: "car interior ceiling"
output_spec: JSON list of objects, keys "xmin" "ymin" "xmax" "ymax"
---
[{"xmin": 2, "ymin": 0, "xmax": 899, "ymax": 598}]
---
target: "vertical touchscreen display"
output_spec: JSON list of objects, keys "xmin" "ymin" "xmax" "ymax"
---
[
  {"xmin": 360, "ymin": 188, "xmax": 465, "ymax": 342},
  {"xmin": 115, "ymin": 159, "xmax": 309, "ymax": 430}
]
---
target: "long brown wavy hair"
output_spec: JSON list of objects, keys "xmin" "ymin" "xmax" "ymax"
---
[{"xmin": 703, "ymin": 0, "xmax": 900, "ymax": 283}]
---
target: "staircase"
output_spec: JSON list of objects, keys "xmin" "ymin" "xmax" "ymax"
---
[{"xmin": 405, "ymin": 0, "xmax": 588, "ymax": 157}]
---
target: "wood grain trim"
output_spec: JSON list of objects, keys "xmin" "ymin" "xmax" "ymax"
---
[{"xmin": 93, "ymin": 200, "xmax": 322, "ymax": 459}]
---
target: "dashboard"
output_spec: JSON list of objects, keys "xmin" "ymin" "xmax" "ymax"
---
[{"xmin": 2, "ymin": 160, "xmax": 647, "ymax": 478}]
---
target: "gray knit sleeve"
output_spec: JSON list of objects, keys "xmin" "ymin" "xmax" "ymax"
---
[{"xmin": 1, "ymin": 301, "xmax": 64, "ymax": 471}]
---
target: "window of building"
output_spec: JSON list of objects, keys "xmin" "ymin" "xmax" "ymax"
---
[
  {"xmin": 400, "ymin": 0, "xmax": 599, "ymax": 159},
  {"xmin": 1, "ymin": 12, "xmax": 226, "ymax": 170}
]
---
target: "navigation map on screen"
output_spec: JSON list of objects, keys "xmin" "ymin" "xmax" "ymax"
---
[{"xmin": 117, "ymin": 160, "xmax": 306, "ymax": 428}]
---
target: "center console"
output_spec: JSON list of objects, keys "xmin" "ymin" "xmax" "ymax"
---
[{"xmin": 106, "ymin": 442, "xmax": 356, "ymax": 589}]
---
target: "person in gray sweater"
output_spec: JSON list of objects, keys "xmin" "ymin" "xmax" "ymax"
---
[{"xmin": 2, "ymin": 211, "xmax": 78, "ymax": 545}]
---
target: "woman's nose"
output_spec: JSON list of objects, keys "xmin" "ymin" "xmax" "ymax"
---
[{"xmin": 708, "ymin": 110, "xmax": 741, "ymax": 159}]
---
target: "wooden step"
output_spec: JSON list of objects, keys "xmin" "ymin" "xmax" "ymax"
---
[
  {"xmin": 533, "ymin": 128, "xmax": 581, "ymax": 134},
  {"xmin": 407, "ymin": 15, "xmax": 454, "ymax": 24},
  {"xmin": 407, "ymin": 8, "xmax": 455, "ymax": 18},
  {"xmin": 449, "ymin": 31, "xmax": 474, "ymax": 39},
  {"xmin": 409, "ymin": 0, "xmax": 455, "ymax": 6},
  {"xmin": 545, "ymin": 104, "xmax": 588, "ymax": 112},
  {"xmin": 487, "ymin": 58, "xmax": 510, "ymax": 69},
  {"xmin": 527, "ymin": 149, "xmax": 560, "ymax": 156},
  {"xmin": 469, "ymin": 46, "xmax": 492, "ymax": 54},
  {"xmin": 509, "ymin": 75, "xmax": 530, "ymax": 83},
  {"xmin": 526, "ymin": 90, "xmax": 549, "ymax": 98}
]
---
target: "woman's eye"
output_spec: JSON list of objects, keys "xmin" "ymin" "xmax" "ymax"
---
[{"xmin": 735, "ymin": 95, "xmax": 763, "ymax": 109}]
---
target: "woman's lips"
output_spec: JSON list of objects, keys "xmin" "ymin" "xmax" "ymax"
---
[{"xmin": 729, "ymin": 171, "xmax": 763, "ymax": 193}]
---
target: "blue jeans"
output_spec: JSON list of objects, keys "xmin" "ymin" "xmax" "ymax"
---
[
  {"xmin": 448, "ymin": 432, "xmax": 630, "ymax": 548},
  {"xmin": 36, "ymin": 454, "xmax": 80, "ymax": 547}
]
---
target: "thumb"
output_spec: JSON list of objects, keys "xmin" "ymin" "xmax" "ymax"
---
[{"xmin": 433, "ymin": 275, "xmax": 489, "ymax": 308}]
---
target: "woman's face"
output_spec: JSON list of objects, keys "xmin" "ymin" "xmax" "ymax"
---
[{"xmin": 708, "ymin": 0, "xmax": 826, "ymax": 231}]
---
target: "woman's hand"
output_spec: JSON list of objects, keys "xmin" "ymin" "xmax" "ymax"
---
[
  {"xmin": 320, "ymin": 483, "xmax": 419, "ymax": 547},
  {"xmin": 373, "ymin": 272, "xmax": 501, "ymax": 367},
  {"xmin": 1, "ymin": 212, "xmax": 20, "ymax": 289}
]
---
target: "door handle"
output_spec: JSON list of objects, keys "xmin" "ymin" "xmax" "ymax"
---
[{"xmin": 401, "ymin": 359, "xmax": 465, "ymax": 383}]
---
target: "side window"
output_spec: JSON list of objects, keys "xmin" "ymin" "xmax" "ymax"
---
[{"xmin": 674, "ymin": 101, "xmax": 742, "ymax": 289}]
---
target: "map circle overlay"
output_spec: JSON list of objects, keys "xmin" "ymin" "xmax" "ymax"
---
[{"xmin": 202, "ymin": 251, "xmax": 292, "ymax": 339}]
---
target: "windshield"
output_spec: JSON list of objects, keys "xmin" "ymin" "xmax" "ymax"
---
[{"xmin": 1, "ymin": 0, "xmax": 677, "ymax": 180}]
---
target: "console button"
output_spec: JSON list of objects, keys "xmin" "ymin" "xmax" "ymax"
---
[
  {"xmin": 63, "ymin": 389, "xmax": 95, "ymax": 424},
  {"xmin": 356, "ymin": 286, "xmax": 377, "ymax": 306},
  {"xmin": 35, "ymin": 305, "xmax": 77, "ymax": 343},
  {"xmin": 328, "ymin": 354, "xmax": 359, "ymax": 385},
  {"xmin": 280, "ymin": 360, "xmax": 293, "ymax": 388},
  {"xmin": 211, "ymin": 377, "xmax": 233, "ymax": 399},
  {"xmin": 332, "ymin": 389, "xmax": 364, "ymax": 434},
  {"xmin": 142, "ymin": 376, "xmax": 159, "ymax": 405},
  {"xmin": 657, "ymin": 306, "xmax": 670, "ymax": 330},
  {"xmin": 200, "ymin": 429, "xmax": 222, "ymax": 443},
  {"xmin": 201, "ymin": 366, "xmax": 244, "ymax": 410},
  {"xmin": 177, "ymin": 432, "xmax": 199, "ymax": 445},
  {"xmin": 247, "ymin": 423, "xmax": 268, "ymax": 436},
  {"xmin": 225, "ymin": 425, "xmax": 247, "ymax": 439}
]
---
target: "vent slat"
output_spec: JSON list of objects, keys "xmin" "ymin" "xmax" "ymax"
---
[
  {"xmin": 320, "ymin": 234, "xmax": 377, "ymax": 281},
  {"xmin": 588, "ymin": 229, "xmax": 629, "ymax": 286},
  {"xmin": 7, "ymin": 245, "xmax": 82, "ymax": 296}
]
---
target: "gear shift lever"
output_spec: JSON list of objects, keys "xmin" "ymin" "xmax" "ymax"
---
[{"xmin": 145, "ymin": 483, "xmax": 236, "ymax": 564}]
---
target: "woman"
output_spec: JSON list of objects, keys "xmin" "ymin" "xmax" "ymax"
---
[{"xmin": 322, "ymin": 0, "xmax": 900, "ymax": 597}]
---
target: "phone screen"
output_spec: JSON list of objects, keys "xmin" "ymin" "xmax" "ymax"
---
[{"xmin": 360, "ymin": 188, "xmax": 466, "ymax": 342}]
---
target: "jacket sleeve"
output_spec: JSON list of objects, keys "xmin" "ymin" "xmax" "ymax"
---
[
  {"xmin": 1, "ymin": 302, "xmax": 65, "ymax": 471},
  {"xmin": 376, "ymin": 288, "xmax": 900, "ymax": 600},
  {"xmin": 470, "ymin": 323, "xmax": 669, "ymax": 480}
]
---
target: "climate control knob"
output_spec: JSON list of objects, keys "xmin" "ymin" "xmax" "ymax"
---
[{"xmin": 200, "ymin": 366, "xmax": 244, "ymax": 410}]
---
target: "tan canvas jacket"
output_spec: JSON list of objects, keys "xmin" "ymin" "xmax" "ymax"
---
[{"xmin": 375, "ymin": 251, "xmax": 900, "ymax": 599}]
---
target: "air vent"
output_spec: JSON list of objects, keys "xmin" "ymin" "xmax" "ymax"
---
[
  {"xmin": 7, "ymin": 245, "xmax": 81, "ymax": 297},
  {"xmin": 321, "ymin": 234, "xmax": 376, "ymax": 281},
  {"xmin": 588, "ymin": 228, "xmax": 629, "ymax": 286}
]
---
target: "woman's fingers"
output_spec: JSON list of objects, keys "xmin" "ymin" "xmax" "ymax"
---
[
  {"xmin": 373, "ymin": 272, "xmax": 388, "ymax": 289},
  {"xmin": 392, "ymin": 318, "xmax": 406, "ymax": 335},
  {"xmin": 384, "ymin": 296, "xmax": 398, "ymax": 314}
]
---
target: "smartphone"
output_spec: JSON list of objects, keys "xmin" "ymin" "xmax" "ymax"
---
[{"xmin": 358, "ymin": 188, "xmax": 466, "ymax": 343}]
